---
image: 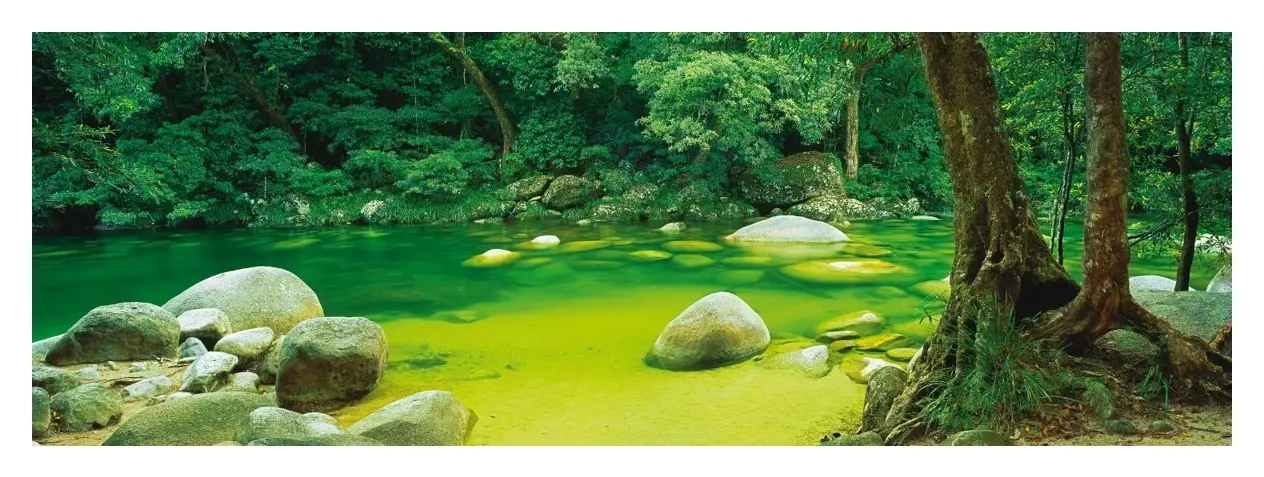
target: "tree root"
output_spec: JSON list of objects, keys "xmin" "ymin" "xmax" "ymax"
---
[
  {"xmin": 1122, "ymin": 300, "xmax": 1231, "ymax": 401},
  {"xmin": 1209, "ymin": 318, "xmax": 1231, "ymax": 355}
]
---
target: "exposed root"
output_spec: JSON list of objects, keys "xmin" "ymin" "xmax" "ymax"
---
[
  {"xmin": 1122, "ymin": 300, "xmax": 1231, "ymax": 401},
  {"xmin": 1209, "ymin": 318, "xmax": 1232, "ymax": 355}
]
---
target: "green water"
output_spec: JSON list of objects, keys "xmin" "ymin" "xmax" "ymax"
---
[{"xmin": 31, "ymin": 217, "xmax": 1208, "ymax": 445}]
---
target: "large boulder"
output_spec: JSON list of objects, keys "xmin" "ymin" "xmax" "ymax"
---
[
  {"xmin": 503, "ymin": 175, "xmax": 552, "ymax": 201},
  {"xmin": 736, "ymin": 152, "xmax": 844, "ymax": 210},
  {"xmin": 724, "ymin": 215, "xmax": 849, "ymax": 244},
  {"xmin": 214, "ymin": 327, "xmax": 275, "ymax": 367},
  {"xmin": 1129, "ymin": 275, "xmax": 1192, "ymax": 293},
  {"xmin": 32, "ymin": 334, "xmax": 62, "ymax": 357},
  {"xmin": 50, "ymin": 383, "xmax": 123, "ymax": 432},
  {"xmin": 590, "ymin": 202, "xmax": 642, "ymax": 223},
  {"xmin": 33, "ymin": 387, "xmax": 50, "ymax": 437},
  {"xmin": 44, "ymin": 302, "xmax": 180, "ymax": 366},
  {"xmin": 33, "ymin": 366, "xmax": 79, "ymax": 395},
  {"xmin": 235, "ymin": 406, "xmax": 342, "ymax": 444},
  {"xmin": 177, "ymin": 308, "xmax": 232, "ymax": 348},
  {"xmin": 1207, "ymin": 263, "xmax": 1232, "ymax": 293},
  {"xmin": 346, "ymin": 390, "xmax": 477, "ymax": 446},
  {"xmin": 542, "ymin": 175, "xmax": 602, "ymax": 210},
  {"xmin": 102, "ymin": 392, "xmax": 272, "ymax": 446},
  {"xmin": 180, "ymin": 351, "xmax": 239, "ymax": 393},
  {"xmin": 162, "ymin": 266, "xmax": 324, "ymax": 334},
  {"xmin": 859, "ymin": 366, "xmax": 908, "ymax": 432},
  {"xmin": 648, "ymin": 292, "xmax": 771, "ymax": 370},
  {"xmin": 1132, "ymin": 291, "xmax": 1231, "ymax": 341},
  {"xmin": 276, "ymin": 317, "xmax": 389, "ymax": 412}
]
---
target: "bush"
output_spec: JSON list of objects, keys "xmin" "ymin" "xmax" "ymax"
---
[{"xmin": 397, "ymin": 154, "xmax": 469, "ymax": 202}]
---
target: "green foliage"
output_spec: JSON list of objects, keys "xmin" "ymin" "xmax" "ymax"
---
[
  {"xmin": 398, "ymin": 155, "xmax": 469, "ymax": 202},
  {"xmin": 919, "ymin": 297, "xmax": 1066, "ymax": 434},
  {"xmin": 511, "ymin": 107, "xmax": 586, "ymax": 173}
]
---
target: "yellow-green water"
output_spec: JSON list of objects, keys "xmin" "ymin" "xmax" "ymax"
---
[{"xmin": 31, "ymin": 217, "xmax": 1210, "ymax": 445}]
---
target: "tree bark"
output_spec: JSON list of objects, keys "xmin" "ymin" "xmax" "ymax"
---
[
  {"xmin": 844, "ymin": 78, "xmax": 861, "ymax": 180},
  {"xmin": 431, "ymin": 32, "xmax": 516, "ymax": 177},
  {"xmin": 879, "ymin": 33, "xmax": 1081, "ymax": 443},
  {"xmin": 201, "ymin": 43, "xmax": 304, "ymax": 154},
  {"xmin": 1174, "ymin": 32, "xmax": 1199, "ymax": 291}
]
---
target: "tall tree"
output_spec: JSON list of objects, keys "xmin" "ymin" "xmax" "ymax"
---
[
  {"xmin": 842, "ymin": 34, "xmax": 910, "ymax": 180},
  {"xmin": 431, "ymin": 32, "xmax": 516, "ymax": 176},
  {"xmin": 1173, "ymin": 32, "xmax": 1198, "ymax": 290}
]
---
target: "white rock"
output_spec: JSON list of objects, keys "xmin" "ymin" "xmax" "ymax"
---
[
  {"xmin": 660, "ymin": 222, "xmax": 687, "ymax": 233},
  {"xmin": 1129, "ymin": 275, "xmax": 1193, "ymax": 293},
  {"xmin": 124, "ymin": 376, "xmax": 175, "ymax": 401},
  {"xmin": 180, "ymin": 351, "xmax": 239, "ymax": 393},
  {"xmin": 214, "ymin": 327, "xmax": 275, "ymax": 364},
  {"xmin": 220, "ymin": 372, "xmax": 260, "ymax": 393},
  {"xmin": 74, "ymin": 365, "xmax": 100, "ymax": 381},
  {"xmin": 530, "ymin": 235, "xmax": 561, "ymax": 246},
  {"xmin": 130, "ymin": 362, "xmax": 148, "ymax": 372},
  {"xmin": 860, "ymin": 357, "xmax": 901, "ymax": 381},
  {"xmin": 761, "ymin": 345, "xmax": 830, "ymax": 378},
  {"xmin": 725, "ymin": 215, "xmax": 849, "ymax": 243}
]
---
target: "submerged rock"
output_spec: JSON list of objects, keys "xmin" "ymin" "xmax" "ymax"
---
[
  {"xmin": 276, "ymin": 317, "xmax": 388, "ymax": 413},
  {"xmin": 719, "ymin": 256, "xmax": 776, "ymax": 267},
  {"xmin": 570, "ymin": 260, "xmax": 624, "ymax": 271},
  {"xmin": 718, "ymin": 270, "xmax": 766, "ymax": 286},
  {"xmin": 103, "ymin": 392, "xmax": 273, "ymax": 446},
  {"xmin": 662, "ymin": 240, "xmax": 725, "ymax": 253},
  {"xmin": 911, "ymin": 280, "xmax": 952, "ymax": 298},
  {"xmin": 812, "ymin": 310, "xmax": 885, "ymax": 336},
  {"xmin": 780, "ymin": 259, "xmax": 912, "ymax": 285},
  {"xmin": 45, "ymin": 302, "xmax": 180, "ymax": 366},
  {"xmin": 462, "ymin": 249, "xmax": 521, "ymax": 268},
  {"xmin": 885, "ymin": 348, "xmax": 919, "ymax": 362},
  {"xmin": 725, "ymin": 215, "xmax": 849, "ymax": 243},
  {"xmin": 842, "ymin": 357, "xmax": 901, "ymax": 384},
  {"xmin": 672, "ymin": 254, "xmax": 716, "ymax": 269},
  {"xmin": 532, "ymin": 235, "xmax": 561, "ymax": 246},
  {"xmin": 760, "ymin": 345, "xmax": 830, "ymax": 378},
  {"xmin": 816, "ymin": 330, "xmax": 861, "ymax": 343},
  {"xmin": 557, "ymin": 240, "xmax": 611, "ymax": 253},
  {"xmin": 856, "ymin": 334, "xmax": 911, "ymax": 352},
  {"xmin": 177, "ymin": 308, "xmax": 232, "ymax": 348},
  {"xmin": 163, "ymin": 266, "xmax": 324, "ymax": 334},
  {"xmin": 628, "ymin": 250, "xmax": 673, "ymax": 262},
  {"xmin": 660, "ymin": 222, "xmax": 687, "ymax": 233},
  {"xmin": 50, "ymin": 383, "xmax": 123, "ymax": 432},
  {"xmin": 841, "ymin": 243, "xmax": 891, "ymax": 257},
  {"xmin": 346, "ymin": 390, "xmax": 477, "ymax": 446},
  {"xmin": 649, "ymin": 292, "xmax": 770, "ymax": 370}
]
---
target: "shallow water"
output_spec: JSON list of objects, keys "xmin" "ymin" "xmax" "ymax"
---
[{"xmin": 31, "ymin": 217, "xmax": 1209, "ymax": 445}]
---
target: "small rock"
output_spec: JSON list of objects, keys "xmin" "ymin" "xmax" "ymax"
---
[
  {"xmin": 530, "ymin": 235, "xmax": 561, "ymax": 247},
  {"xmin": 760, "ymin": 345, "xmax": 830, "ymax": 378},
  {"xmin": 124, "ymin": 376, "xmax": 175, "ymax": 401},
  {"xmin": 1104, "ymin": 419, "xmax": 1141, "ymax": 435},
  {"xmin": 812, "ymin": 310, "xmax": 885, "ymax": 336},
  {"xmin": 910, "ymin": 215, "xmax": 940, "ymax": 221},
  {"xmin": 220, "ymin": 372, "xmax": 260, "ymax": 394},
  {"xmin": 828, "ymin": 340, "xmax": 858, "ymax": 353},
  {"xmin": 462, "ymin": 248, "xmax": 522, "ymax": 268},
  {"xmin": 104, "ymin": 361, "xmax": 119, "ymax": 371},
  {"xmin": 820, "ymin": 431, "xmax": 883, "ymax": 446},
  {"xmin": 50, "ymin": 383, "xmax": 123, "ymax": 432},
  {"xmin": 179, "ymin": 337, "xmax": 208, "ymax": 359},
  {"xmin": 1081, "ymin": 382, "xmax": 1115, "ymax": 420},
  {"xmin": 180, "ymin": 351, "xmax": 239, "ymax": 393},
  {"xmin": 130, "ymin": 362, "xmax": 149, "ymax": 372},
  {"xmin": 662, "ymin": 240, "xmax": 725, "ymax": 253},
  {"xmin": 1148, "ymin": 420, "xmax": 1178, "ymax": 434},
  {"xmin": 856, "ymin": 333, "xmax": 911, "ymax": 351},
  {"xmin": 576, "ymin": 219, "xmax": 593, "ymax": 226},
  {"xmin": 33, "ymin": 366, "xmax": 79, "ymax": 395},
  {"xmin": 671, "ymin": 254, "xmax": 716, "ymax": 269},
  {"xmin": 74, "ymin": 365, "xmax": 100, "ymax": 381},
  {"xmin": 33, "ymin": 387, "xmax": 51, "ymax": 437},
  {"xmin": 941, "ymin": 429, "xmax": 1013, "ymax": 446},
  {"xmin": 214, "ymin": 327, "xmax": 276, "ymax": 367},
  {"xmin": 256, "ymin": 335, "xmax": 286, "ymax": 385},
  {"xmin": 816, "ymin": 330, "xmax": 861, "ymax": 342},
  {"xmin": 177, "ymin": 308, "xmax": 232, "ymax": 349},
  {"xmin": 660, "ymin": 222, "xmax": 687, "ymax": 233}
]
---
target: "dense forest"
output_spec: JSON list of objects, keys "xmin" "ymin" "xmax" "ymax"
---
[{"xmin": 32, "ymin": 33, "xmax": 1231, "ymax": 261}]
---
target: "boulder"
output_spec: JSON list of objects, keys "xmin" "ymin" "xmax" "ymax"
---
[
  {"xmin": 123, "ymin": 376, "xmax": 175, "ymax": 402},
  {"xmin": 276, "ymin": 317, "xmax": 389, "ymax": 412},
  {"xmin": 812, "ymin": 310, "xmax": 885, "ymax": 336},
  {"xmin": 177, "ymin": 308, "xmax": 232, "ymax": 348},
  {"xmin": 235, "ymin": 406, "xmax": 342, "ymax": 444},
  {"xmin": 346, "ymin": 390, "xmax": 477, "ymax": 446},
  {"xmin": 180, "ymin": 351, "xmax": 239, "ymax": 393},
  {"xmin": 50, "ymin": 383, "xmax": 123, "ymax": 432},
  {"xmin": 214, "ymin": 327, "xmax": 275, "ymax": 367},
  {"xmin": 1129, "ymin": 275, "xmax": 1192, "ymax": 293},
  {"xmin": 32, "ymin": 334, "xmax": 62, "ymax": 357},
  {"xmin": 648, "ymin": 292, "xmax": 770, "ymax": 370},
  {"xmin": 33, "ymin": 366, "xmax": 79, "ymax": 395},
  {"xmin": 504, "ymin": 175, "xmax": 552, "ymax": 201},
  {"xmin": 760, "ymin": 345, "xmax": 830, "ymax": 378},
  {"xmin": 221, "ymin": 372, "xmax": 261, "ymax": 393},
  {"xmin": 940, "ymin": 429, "xmax": 1014, "ymax": 446},
  {"xmin": 621, "ymin": 183, "xmax": 660, "ymax": 207},
  {"xmin": 542, "ymin": 175, "xmax": 602, "ymax": 210},
  {"xmin": 462, "ymin": 249, "xmax": 521, "ymax": 268},
  {"xmin": 1207, "ymin": 263, "xmax": 1232, "ymax": 293},
  {"xmin": 530, "ymin": 235, "xmax": 561, "ymax": 247},
  {"xmin": 45, "ymin": 302, "xmax": 180, "ymax": 366},
  {"xmin": 590, "ymin": 202, "xmax": 641, "ymax": 223},
  {"xmin": 359, "ymin": 200, "xmax": 386, "ymax": 222},
  {"xmin": 179, "ymin": 338, "xmax": 208, "ymax": 360},
  {"xmin": 660, "ymin": 222, "xmax": 687, "ymax": 233},
  {"xmin": 102, "ymin": 392, "xmax": 272, "ymax": 446},
  {"xmin": 780, "ymin": 259, "xmax": 912, "ymax": 285},
  {"xmin": 736, "ymin": 152, "xmax": 844, "ymax": 210},
  {"xmin": 256, "ymin": 335, "xmax": 286, "ymax": 385},
  {"xmin": 1132, "ymin": 291, "xmax": 1231, "ymax": 341},
  {"xmin": 33, "ymin": 387, "xmax": 50, "ymax": 437},
  {"xmin": 724, "ymin": 215, "xmax": 849, "ymax": 243},
  {"xmin": 860, "ymin": 366, "xmax": 908, "ymax": 432},
  {"xmin": 162, "ymin": 266, "xmax": 325, "ymax": 334},
  {"xmin": 786, "ymin": 194, "xmax": 884, "ymax": 222}
]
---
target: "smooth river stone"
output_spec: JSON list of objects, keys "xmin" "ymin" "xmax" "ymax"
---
[
  {"xmin": 812, "ymin": 310, "xmax": 885, "ymax": 336},
  {"xmin": 856, "ymin": 333, "xmax": 911, "ymax": 352},
  {"xmin": 885, "ymin": 348, "xmax": 919, "ymax": 362},
  {"xmin": 462, "ymin": 249, "xmax": 521, "ymax": 268},
  {"xmin": 661, "ymin": 240, "xmax": 726, "ymax": 253},
  {"xmin": 628, "ymin": 250, "xmax": 672, "ymax": 262},
  {"xmin": 672, "ymin": 254, "xmax": 716, "ymax": 269},
  {"xmin": 779, "ymin": 259, "xmax": 912, "ymax": 285},
  {"xmin": 841, "ymin": 243, "xmax": 892, "ymax": 258},
  {"xmin": 718, "ymin": 270, "xmax": 766, "ymax": 286},
  {"xmin": 557, "ymin": 240, "xmax": 611, "ymax": 253}
]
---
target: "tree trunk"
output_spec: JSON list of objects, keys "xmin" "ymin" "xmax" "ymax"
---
[
  {"xmin": 201, "ymin": 43, "xmax": 305, "ymax": 154},
  {"xmin": 844, "ymin": 74, "xmax": 861, "ymax": 180},
  {"xmin": 1174, "ymin": 33, "xmax": 1199, "ymax": 291},
  {"xmin": 879, "ymin": 33, "xmax": 1081, "ymax": 442},
  {"xmin": 1050, "ymin": 91, "xmax": 1077, "ymax": 265},
  {"xmin": 431, "ymin": 32, "xmax": 515, "ymax": 178}
]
